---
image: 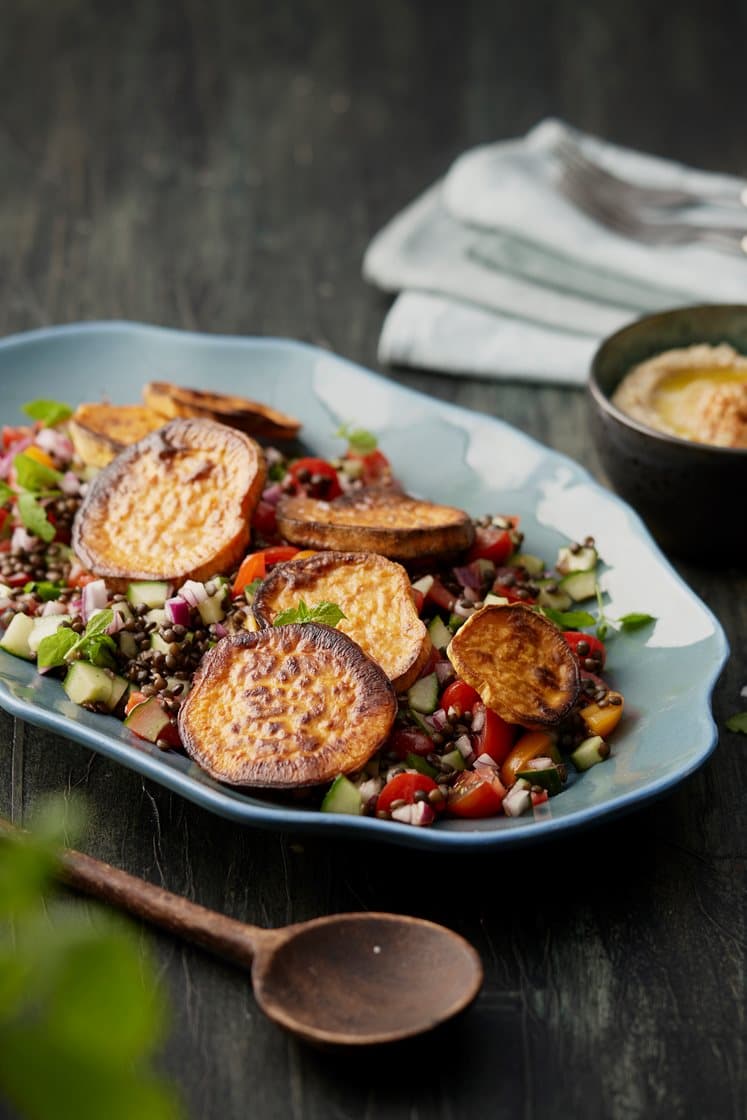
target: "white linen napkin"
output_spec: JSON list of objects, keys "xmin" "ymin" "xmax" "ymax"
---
[{"xmin": 364, "ymin": 119, "xmax": 747, "ymax": 386}]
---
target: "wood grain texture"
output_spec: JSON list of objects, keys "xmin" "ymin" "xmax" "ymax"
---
[{"xmin": 0, "ymin": 0, "xmax": 745, "ymax": 1116}]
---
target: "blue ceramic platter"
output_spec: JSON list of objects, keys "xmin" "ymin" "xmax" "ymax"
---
[{"xmin": 0, "ymin": 323, "xmax": 729, "ymax": 851}]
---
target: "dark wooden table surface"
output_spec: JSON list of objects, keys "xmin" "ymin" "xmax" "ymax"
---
[{"xmin": 1, "ymin": 2, "xmax": 745, "ymax": 1117}]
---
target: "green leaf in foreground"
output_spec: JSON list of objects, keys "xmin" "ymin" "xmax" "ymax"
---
[
  {"xmin": 335, "ymin": 422, "xmax": 378, "ymax": 453},
  {"xmin": 24, "ymin": 580, "xmax": 65, "ymax": 601},
  {"xmin": 0, "ymin": 481, "xmax": 14, "ymax": 506},
  {"xmin": 37, "ymin": 627, "xmax": 78, "ymax": 669},
  {"xmin": 541, "ymin": 607, "xmax": 596, "ymax": 630},
  {"xmin": 618, "ymin": 612, "xmax": 657, "ymax": 632},
  {"xmin": 21, "ymin": 398, "xmax": 73, "ymax": 427},
  {"xmin": 17, "ymin": 492, "xmax": 56, "ymax": 543},
  {"xmin": 13, "ymin": 452, "xmax": 62, "ymax": 491},
  {"xmin": 273, "ymin": 599, "xmax": 347, "ymax": 628},
  {"xmin": 726, "ymin": 712, "xmax": 747, "ymax": 735}
]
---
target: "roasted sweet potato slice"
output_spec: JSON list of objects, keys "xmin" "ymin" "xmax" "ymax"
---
[
  {"xmin": 275, "ymin": 489, "xmax": 474, "ymax": 561},
  {"xmin": 178, "ymin": 623, "xmax": 397, "ymax": 788},
  {"xmin": 72, "ymin": 418, "xmax": 266, "ymax": 586},
  {"xmin": 447, "ymin": 604, "xmax": 580, "ymax": 728},
  {"xmin": 143, "ymin": 381, "xmax": 300, "ymax": 441},
  {"xmin": 253, "ymin": 551, "xmax": 431, "ymax": 692},
  {"xmin": 69, "ymin": 403, "xmax": 167, "ymax": 468}
]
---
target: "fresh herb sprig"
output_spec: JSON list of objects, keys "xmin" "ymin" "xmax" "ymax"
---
[
  {"xmin": 334, "ymin": 422, "xmax": 378, "ymax": 454},
  {"xmin": 21, "ymin": 398, "xmax": 73, "ymax": 426},
  {"xmin": 273, "ymin": 600, "xmax": 346, "ymax": 628},
  {"xmin": 37, "ymin": 609, "xmax": 117, "ymax": 670}
]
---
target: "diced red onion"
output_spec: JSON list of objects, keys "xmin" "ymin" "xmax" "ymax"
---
[
  {"xmin": 0, "ymin": 452, "xmax": 13, "ymax": 480},
  {"xmin": 179, "ymin": 580, "xmax": 208, "ymax": 607},
  {"xmin": 391, "ymin": 801, "xmax": 436, "ymax": 827},
  {"xmin": 11, "ymin": 527, "xmax": 36, "ymax": 554},
  {"xmin": 70, "ymin": 596, "xmax": 82, "ymax": 616},
  {"xmin": 214, "ymin": 622, "xmax": 228, "ymax": 639},
  {"xmin": 430, "ymin": 706, "xmax": 449, "ymax": 730},
  {"xmin": 434, "ymin": 661, "xmax": 455, "ymax": 688},
  {"xmin": 470, "ymin": 705, "xmax": 486, "ymax": 733},
  {"xmin": 452, "ymin": 600, "xmax": 476, "ymax": 619},
  {"xmin": 453, "ymin": 562, "xmax": 482, "ymax": 589},
  {"xmin": 105, "ymin": 611, "xmax": 125, "ymax": 635},
  {"xmin": 454, "ymin": 733, "xmax": 474, "ymax": 759},
  {"xmin": 462, "ymin": 585, "xmax": 482, "ymax": 603},
  {"xmin": 35, "ymin": 428, "xmax": 74, "ymax": 461},
  {"xmin": 261, "ymin": 482, "xmax": 284, "ymax": 507},
  {"xmin": 165, "ymin": 596, "xmax": 191, "ymax": 627},
  {"xmin": 473, "ymin": 753, "xmax": 499, "ymax": 776},
  {"xmin": 41, "ymin": 599, "xmax": 69, "ymax": 616},
  {"xmin": 59, "ymin": 471, "xmax": 81, "ymax": 496},
  {"xmin": 0, "ymin": 596, "xmax": 12, "ymax": 612},
  {"xmin": 82, "ymin": 579, "xmax": 108, "ymax": 621}
]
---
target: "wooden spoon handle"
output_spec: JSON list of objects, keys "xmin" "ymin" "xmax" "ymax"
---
[{"xmin": 0, "ymin": 818, "xmax": 274, "ymax": 971}]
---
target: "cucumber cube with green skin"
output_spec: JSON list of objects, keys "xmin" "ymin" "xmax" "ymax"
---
[
  {"xmin": 537, "ymin": 585, "xmax": 573, "ymax": 612},
  {"xmin": 197, "ymin": 594, "xmax": 226, "ymax": 625},
  {"xmin": 556, "ymin": 545, "xmax": 598, "ymax": 574},
  {"xmin": 510, "ymin": 553, "xmax": 545, "ymax": 576},
  {"xmin": 28, "ymin": 615, "xmax": 72, "ymax": 654},
  {"xmin": 321, "ymin": 774, "xmax": 364, "ymax": 815},
  {"xmin": 0, "ymin": 613, "xmax": 36, "ymax": 660},
  {"xmin": 117, "ymin": 630, "xmax": 139, "ymax": 659},
  {"xmin": 516, "ymin": 763, "xmax": 564, "ymax": 795},
  {"xmin": 570, "ymin": 735, "xmax": 610, "ymax": 771},
  {"xmin": 127, "ymin": 581, "xmax": 172, "ymax": 610},
  {"xmin": 440, "ymin": 749, "xmax": 466, "ymax": 772},
  {"xmin": 123, "ymin": 695, "xmax": 172, "ymax": 743},
  {"xmin": 405, "ymin": 753, "xmax": 438, "ymax": 779},
  {"xmin": 407, "ymin": 672, "xmax": 438, "ymax": 714},
  {"xmin": 427, "ymin": 614, "xmax": 452, "ymax": 652},
  {"xmin": 559, "ymin": 569, "xmax": 597, "ymax": 602},
  {"xmin": 150, "ymin": 632, "xmax": 172, "ymax": 655},
  {"xmin": 63, "ymin": 662, "xmax": 128, "ymax": 711}
]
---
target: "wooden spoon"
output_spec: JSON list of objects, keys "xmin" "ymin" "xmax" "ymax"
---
[{"xmin": 1, "ymin": 823, "xmax": 483, "ymax": 1046}]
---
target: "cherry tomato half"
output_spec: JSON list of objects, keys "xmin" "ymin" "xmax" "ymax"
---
[
  {"xmin": 388, "ymin": 727, "xmax": 434, "ymax": 759},
  {"xmin": 492, "ymin": 582, "xmax": 536, "ymax": 605},
  {"xmin": 473, "ymin": 705, "xmax": 516, "ymax": 766},
  {"xmin": 232, "ymin": 546, "xmax": 300, "ymax": 597},
  {"xmin": 2, "ymin": 425, "xmax": 32, "ymax": 451},
  {"xmin": 440, "ymin": 679, "xmax": 481, "ymax": 717},
  {"xmin": 563, "ymin": 631, "xmax": 607, "ymax": 670},
  {"xmin": 345, "ymin": 448, "xmax": 392, "ymax": 486},
  {"xmin": 252, "ymin": 499, "xmax": 278, "ymax": 538},
  {"xmin": 124, "ymin": 691, "xmax": 147, "ymax": 716},
  {"xmin": 377, "ymin": 772, "xmax": 440, "ymax": 814},
  {"xmin": 467, "ymin": 526, "xmax": 514, "ymax": 565},
  {"xmin": 446, "ymin": 770, "xmax": 506, "ymax": 818},
  {"xmin": 288, "ymin": 457, "xmax": 342, "ymax": 500},
  {"xmin": 426, "ymin": 577, "xmax": 457, "ymax": 614}
]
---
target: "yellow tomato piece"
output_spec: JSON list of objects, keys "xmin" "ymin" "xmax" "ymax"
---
[
  {"xmin": 500, "ymin": 729, "xmax": 557, "ymax": 788},
  {"xmin": 24, "ymin": 445, "xmax": 56, "ymax": 471},
  {"xmin": 580, "ymin": 693, "xmax": 624, "ymax": 738}
]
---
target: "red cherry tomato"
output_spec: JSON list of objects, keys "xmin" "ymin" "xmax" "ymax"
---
[
  {"xmin": 531, "ymin": 789, "xmax": 549, "ymax": 807},
  {"xmin": 0, "ymin": 508, "xmax": 11, "ymax": 539},
  {"xmin": 6, "ymin": 571, "xmax": 32, "ymax": 588},
  {"xmin": 410, "ymin": 587, "xmax": 425, "ymax": 614},
  {"xmin": 124, "ymin": 691, "xmax": 148, "ymax": 716},
  {"xmin": 467, "ymin": 526, "xmax": 514, "ymax": 565},
  {"xmin": 157, "ymin": 719, "xmax": 183, "ymax": 749},
  {"xmin": 252, "ymin": 500, "xmax": 278, "ymax": 538},
  {"xmin": 232, "ymin": 546, "xmax": 300, "ymax": 597},
  {"xmin": 345, "ymin": 448, "xmax": 392, "ymax": 485},
  {"xmin": 492, "ymin": 583, "xmax": 536, "ymax": 605},
  {"xmin": 473, "ymin": 705, "xmax": 516, "ymax": 766},
  {"xmin": 2, "ymin": 425, "xmax": 32, "ymax": 451},
  {"xmin": 288, "ymin": 457, "xmax": 342, "ymax": 500},
  {"xmin": 446, "ymin": 770, "xmax": 506, "ymax": 818},
  {"xmin": 563, "ymin": 631, "xmax": 607, "ymax": 669},
  {"xmin": 440, "ymin": 679, "xmax": 481, "ymax": 716},
  {"xmin": 377, "ymin": 772, "xmax": 440, "ymax": 814},
  {"xmin": 426, "ymin": 577, "xmax": 457, "ymax": 614},
  {"xmin": 388, "ymin": 727, "xmax": 434, "ymax": 759}
]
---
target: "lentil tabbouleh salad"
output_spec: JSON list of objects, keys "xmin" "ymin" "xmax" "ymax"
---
[{"xmin": 0, "ymin": 389, "xmax": 653, "ymax": 829}]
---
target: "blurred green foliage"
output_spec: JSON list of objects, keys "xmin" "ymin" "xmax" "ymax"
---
[{"xmin": 0, "ymin": 800, "xmax": 181, "ymax": 1120}]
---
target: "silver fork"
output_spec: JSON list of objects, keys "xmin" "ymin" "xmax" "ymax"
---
[
  {"xmin": 554, "ymin": 135, "xmax": 747, "ymax": 212},
  {"xmin": 558, "ymin": 161, "xmax": 747, "ymax": 255}
]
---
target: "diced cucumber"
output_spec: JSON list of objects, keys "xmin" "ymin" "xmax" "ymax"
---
[
  {"xmin": 427, "ymin": 615, "xmax": 452, "ymax": 651},
  {"xmin": 559, "ymin": 569, "xmax": 597, "ymax": 602},
  {"xmin": 117, "ymin": 630, "xmax": 139, "ymax": 659},
  {"xmin": 28, "ymin": 614, "xmax": 72, "ymax": 654},
  {"xmin": 0, "ymin": 613, "xmax": 36, "ymax": 660},
  {"xmin": 411, "ymin": 575, "xmax": 434, "ymax": 596},
  {"xmin": 197, "ymin": 593, "xmax": 226, "ymax": 625},
  {"xmin": 570, "ymin": 735, "xmax": 610, "ymax": 771},
  {"xmin": 127, "ymin": 581, "xmax": 172, "ymax": 609},
  {"xmin": 510, "ymin": 553, "xmax": 545, "ymax": 576},
  {"xmin": 111, "ymin": 600, "xmax": 134, "ymax": 622},
  {"xmin": 405, "ymin": 753, "xmax": 437, "ymax": 778},
  {"xmin": 556, "ymin": 545, "xmax": 598, "ymax": 574},
  {"xmin": 123, "ymin": 695, "xmax": 172, "ymax": 742},
  {"xmin": 63, "ymin": 662, "xmax": 128, "ymax": 711},
  {"xmin": 410, "ymin": 710, "xmax": 436, "ymax": 738},
  {"xmin": 150, "ymin": 632, "xmax": 172, "ymax": 655},
  {"xmin": 515, "ymin": 762, "xmax": 564, "ymax": 795},
  {"xmin": 0, "ymin": 583, "xmax": 12, "ymax": 597},
  {"xmin": 482, "ymin": 593, "xmax": 510, "ymax": 608},
  {"xmin": 448, "ymin": 612, "xmax": 467, "ymax": 631},
  {"xmin": 407, "ymin": 672, "xmax": 439, "ymax": 714},
  {"xmin": 440, "ymin": 749, "xmax": 466, "ymax": 772},
  {"xmin": 537, "ymin": 585, "xmax": 573, "ymax": 611},
  {"xmin": 321, "ymin": 774, "xmax": 364, "ymax": 816},
  {"xmin": 144, "ymin": 608, "xmax": 168, "ymax": 627}
]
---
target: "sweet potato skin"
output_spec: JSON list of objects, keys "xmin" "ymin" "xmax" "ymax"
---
[
  {"xmin": 253, "ymin": 550, "xmax": 431, "ymax": 692},
  {"xmin": 276, "ymin": 489, "xmax": 474, "ymax": 561},
  {"xmin": 178, "ymin": 623, "xmax": 397, "ymax": 788},
  {"xmin": 143, "ymin": 381, "xmax": 300, "ymax": 441},
  {"xmin": 72, "ymin": 418, "xmax": 266, "ymax": 587},
  {"xmin": 447, "ymin": 604, "xmax": 580, "ymax": 727}
]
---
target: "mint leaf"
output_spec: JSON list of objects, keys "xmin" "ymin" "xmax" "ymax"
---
[
  {"xmin": 37, "ymin": 627, "xmax": 78, "ymax": 669},
  {"xmin": 542, "ymin": 607, "xmax": 596, "ymax": 630},
  {"xmin": 243, "ymin": 578, "xmax": 264, "ymax": 599},
  {"xmin": 726, "ymin": 712, "xmax": 747, "ymax": 734},
  {"xmin": 618, "ymin": 612, "xmax": 656, "ymax": 632},
  {"xmin": 81, "ymin": 633, "xmax": 117, "ymax": 669},
  {"xmin": 335, "ymin": 422, "xmax": 378, "ymax": 453},
  {"xmin": 21, "ymin": 399, "xmax": 73, "ymax": 426},
  {"xmin": 0, "ymin": 481, "xmax": 14, "ymax": 506},
  {"xmin": 13, "ymin": 452, "xmax": 62, "ymax": 491},
  {"xmin": 17, "ymin": 493, "xmax": 55, "ymax": 542},
  {"xmin": 23, "ymin": 580, "xmax": 64, "ymax": 601},
  {"xmin": 273, "ymin": 599, "xmax": 346, "ymax": 627},
  {"xmin": 268, "ymin": 461, "xmax": 287, "ymax": 482}
]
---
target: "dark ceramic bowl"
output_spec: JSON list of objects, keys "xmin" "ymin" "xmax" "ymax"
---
[{"xmin": 589, "ymin": 304, "xmax": 747, "ymax": 561}]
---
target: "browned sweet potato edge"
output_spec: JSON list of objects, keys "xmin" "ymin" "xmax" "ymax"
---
[
  {"xmin": 178, "ymin": 623, "xmax": 397, "ymax": 788},
  {"xmin": 144, "ymin": 381, "xmax": 301, "ymax": 439}
]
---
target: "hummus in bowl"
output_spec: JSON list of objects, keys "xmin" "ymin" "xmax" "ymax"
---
[{"xmin": 611, "ymin": 343, "xmax": 747, "ymax": 449}]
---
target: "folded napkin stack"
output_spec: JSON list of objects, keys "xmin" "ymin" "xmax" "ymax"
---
[{"xmin": 363, "ymin": 119, "xmax": 747, "ymax": 385}]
